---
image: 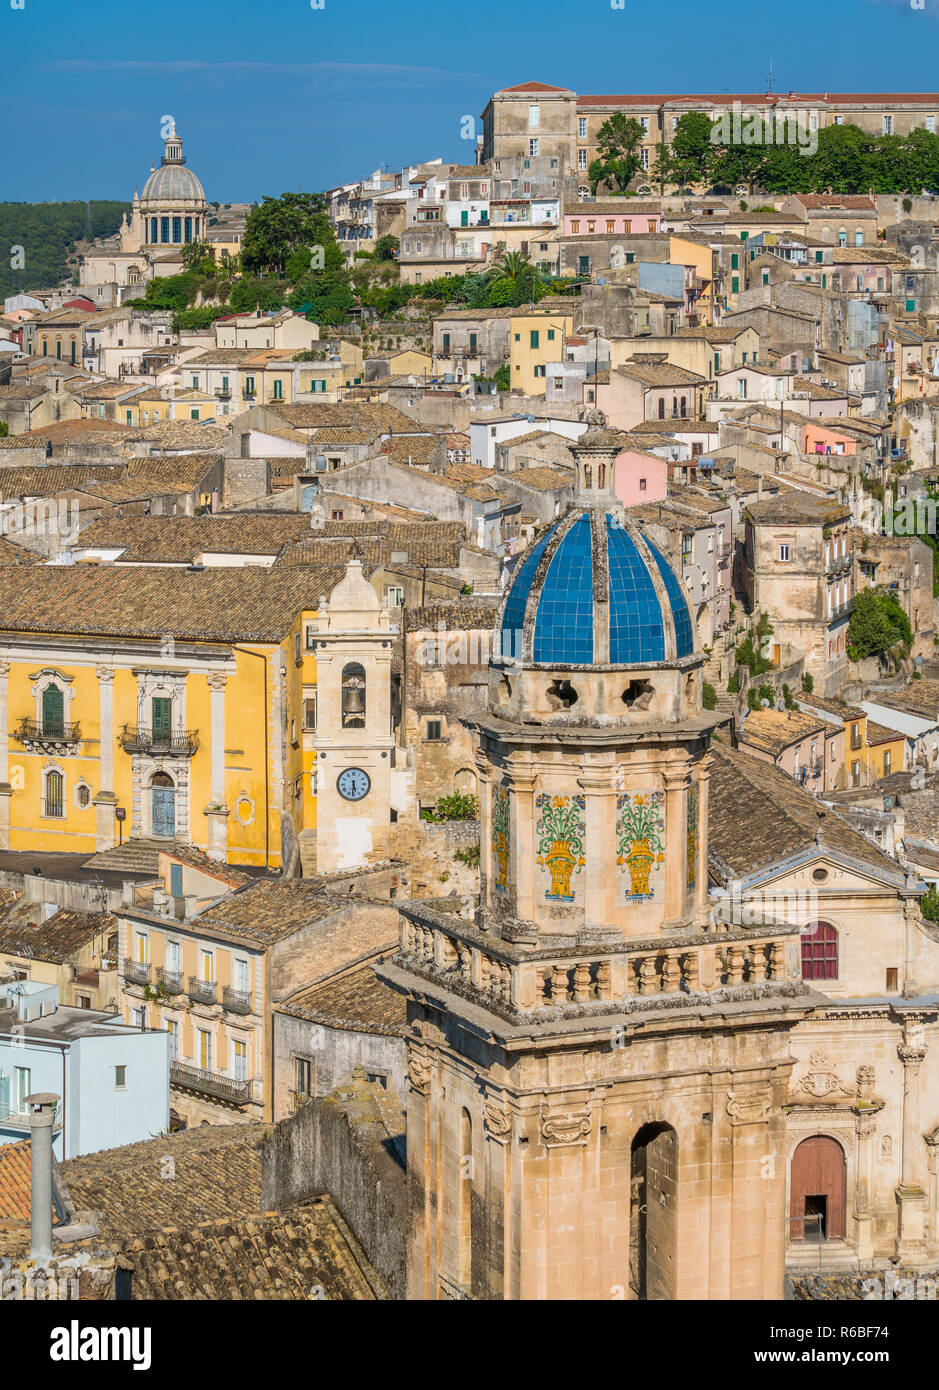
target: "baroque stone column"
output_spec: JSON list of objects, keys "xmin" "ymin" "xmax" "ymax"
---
[
  {"xmin": 895, "ymin": 1035, "xmax": 928, "ymax": 1263},
  {"xmin": 853, "ymin": 1081, "xmax": 884, "ymax": 1266},
  {"xmin": 0, "ymin": 660, "xmax": 11, "ymax": 850},
  {"xmin": 204, "ymin": 672, "xmax": 230, "ymax": 861},
  {"xmin": 93, "ymin": 665, "xmax": 117, "ymax": 851}
]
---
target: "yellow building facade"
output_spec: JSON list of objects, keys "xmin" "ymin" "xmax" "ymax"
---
[
  {"xmin": 0, "ymin": 561, "xmax": 395, "ymax": 873},
  {"xmin": 509, "ymin": 308, "xmax": 575, "ymax": 395}
]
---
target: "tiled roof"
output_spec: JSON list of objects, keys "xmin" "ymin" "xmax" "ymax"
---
[
  {"xmin": 0, "ymin": 564, "xmax": 346, "ymax": 643},
  {"xmin": 504, "ymin": 465, "xmax": 574, "ymax": 492},
  {"xmin": 616, "ymin": 359, "xmax": 705, "ymax": 386},
  {"xmin": 379, "ymin": 436, "xmax": 442, "ymax": 465},
  {"xmin": 737, "ymin": 708, "xmax": 829, "ymax": 757},
  {"xmin": 279, "ymin": 962, "xmax": 408, "ymax": 1035},
  {"xmin": 120, "ymin": 1198, "xmax": 384, "ymax": 1300},
  {"xmin": 0, "ymin": 1140, "xmax": 45, "ymax": 1223},
  {"xmin": 76, "ymin": 514, "xmax": 313, "ymax": 562},
  {"xmin": 404, "ymin": 602, "xmax": 500, "ymax": 632},
  {"xmin": 868, "ymin": 680, "xmax": 939, "ymax": 721},
  {"xmin": 0, "ymin": 905, "xmax": 115, "ymax": 965},
  {"xmin": 61, "ymin": 1123, "xmax": 269, "ymax": 1239},
  {"xmin": 260, "ymin": 402, "xmax": 417, "ymax": 433},
  {"xmin": 194, "ymin": 881, "xmax": 373, "ymax": 948},
  {"xmin": 708, "ymin": 742, "xmax": 899, "ymax": 877},
  {"xmin": 745, "ymin": 494, "xmax": 851, "ymax": 525},
  {"xmin": 0, "ymin": 537, "xmax": 39, "ymax": 566}
]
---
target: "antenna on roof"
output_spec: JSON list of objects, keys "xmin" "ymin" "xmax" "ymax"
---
[{"xmin": 766, "ymin": 59, "xmax": 775, "ymax": 94}]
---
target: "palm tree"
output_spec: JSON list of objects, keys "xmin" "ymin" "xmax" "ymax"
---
[{"xmin": 484, "ymin": 250, "xmax": 537, "ymax": 287}]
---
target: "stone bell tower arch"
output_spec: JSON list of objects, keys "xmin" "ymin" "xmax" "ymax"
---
[{"xmin": 380, "ymin": 423, "xmax": 818, "ymax": 1300}]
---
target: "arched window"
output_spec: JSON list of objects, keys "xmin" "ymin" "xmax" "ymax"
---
[
  {"xmin": 76, "ymin": 784, "xmax": 91, "ymax": 808},
  {"xmin": 583, "ymin": 463, "xmax": 592, "ymax": 488},
  {"xmin": 658, "ymin": 397, "xmax": 665, "ymax": 419},
  {"xmin": 598, "ymin": 462, "xmax": 605, "ymax": 488},
  {"xmin": 801, "ymin": 921, "xmax": 838, "ymax": 980},
  {"xmin": 341, "ymin": 663, "xmax": 366, "ymax": 728},
  {"xmin": 680, "ymin": 396, "xmax": 687, "ymax": 418}
]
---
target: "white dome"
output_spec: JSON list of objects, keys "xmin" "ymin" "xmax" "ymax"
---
[{"xmin": 141, "ymin": 162, "xmax": 205, "ymax": 205}]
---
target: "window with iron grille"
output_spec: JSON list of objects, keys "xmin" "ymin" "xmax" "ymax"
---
[{"xmin": 44, "ymin": 769, "xmax": 64, "ymax": 818}]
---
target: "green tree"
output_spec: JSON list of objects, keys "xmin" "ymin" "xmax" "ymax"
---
[
  {"xmin": 373, "ymin": 234, "xmax": 399, "ymax": 261},
  {"xmin": 242, "ymin": 192, "xmax": 330, "ymax": 277},
  {"xmin": 669, "ymin": 112, "xmax": 716, "ymax": 188},
  {"xmin": 180, "ymin": 239, "xmax": 214, "ymax": 273},
  {"xmin": 228, "ymin": 275, "xmax": 285, "ymax": 314},
  {"xmin": 847, "ymin": 588, "xmax": 913, "ymax": 661},
  {"xmin": 589, "ymin": 114, "xmax": 645, "ymax": 193}
]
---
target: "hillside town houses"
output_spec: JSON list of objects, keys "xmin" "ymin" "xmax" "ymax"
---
[{"xmin": 7, "ymin": 78, "xmax": 939, "ymax": 1308}]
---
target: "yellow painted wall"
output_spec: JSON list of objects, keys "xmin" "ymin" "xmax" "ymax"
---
[
  {"xmin": 3, "ymin": 628, "xmax": 322, "ymax": 867},
  {"xmin": 509, "ymin": 311, "xmax": 575, "ymax": 395}
]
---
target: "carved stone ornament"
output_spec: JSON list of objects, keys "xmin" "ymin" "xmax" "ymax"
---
[
  {"xmin": 484, "ymin": 1102, "xmax": 513, "ymax": 1139},
  {"xmin": 540, "ymin": 1106, "xmax": 591, "ymax": 1147},
  {"xmin": 797, "ymin": 1051, "xmax": 856, "ymax": 1098},
  {"xmin": 407, "ymin": 1052, "xmax": 432, "ymax": 1095},
  {"xmin": 856, "ymin": 1065, "xmax": 875, "ymax": 1099},
  {"xmin": 726, "ymin": 1086, "xmax": 773, "ymax": 1124}
]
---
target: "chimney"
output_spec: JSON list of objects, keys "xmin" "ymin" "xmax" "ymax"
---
[
  {"xmin": 26, "ymin": 1092, "xmax": 59, "ymax": 1260},
  {"xmin": 121, "ymin": 878, "xmax": 134, "ymax": 907},
  {"xmin": 183, "ymin": 894, "xmax": 197, "ymax": 920},
  {"xmin": 152, "ymin": 887, "xmax": 165, "ymax": 912}
]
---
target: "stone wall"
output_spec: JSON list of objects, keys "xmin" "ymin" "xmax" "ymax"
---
[
  {"xmin": 260, "ymin": 1077, "xmax": 407, "ymax": 1300},
  {"xmin": 391, "ymin": 817, "xmax": 480, "ymax": 898}
]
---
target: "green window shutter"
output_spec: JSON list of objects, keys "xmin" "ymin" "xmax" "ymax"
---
[
  {"xmin": 442, "ymin": 333, "xmax": 450, "ymax": 351},
  {"xmin": 822, "ymin": 274, "xmax": 827, "ymax": 288},
  {"xmin": 731, "ymin": 276, "xmax": 739, "ymax": 294},
  {"xmin": 152, "ymin": 697, "xmax": 172, "ymax": 737},
  {"xmin": 906, "ymin": 299, "xmax": 916, "ymax": 312},
  {"xmin": 547, "ymin": 329, "xmax": 555, "ymax": 340},
  {"xmin": 42, "ymin": 686, "xmax": 64, "ymax": 732},
  {"xmin": 713, "ymin": 352, "xmax": 720, "ymax": 374},
  {"xmin": 816, "ymin": 251, "xmax": 823, "ymax": 263},
  {"xmin": 731, "ymin": 253, "xmax": 738, "ymax": 269},
  {"xmin": 530, "ymin": 330, "xmax": 539, "ymax": 349},
  {"xmin": 740, "ymin": 230, "xmax": 748, "ymax": 241}
]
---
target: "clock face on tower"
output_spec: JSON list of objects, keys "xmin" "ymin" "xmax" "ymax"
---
[{"xmin": 337, "ymin": 767, "xmax": 371, "ymax": 802}]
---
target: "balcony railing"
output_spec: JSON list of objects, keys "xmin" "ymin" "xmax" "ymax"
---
[
  {"xmin": 156, "ymin": 966, "xmax": 184, "ymax": 995},
  {"xmin": 187, "ymin": 976, "xmax": 217, "ymax": 1006},
  {"xmin": 214, "ymin": 387, "xmax": 232, "ymax": 399},
  {"xmin": 222, "ymin": 986, "xmax": 252, "ymax": 1015},
  {"xmin": 170, "ymin": 1061, "xmax": 251, "ymax": 1105},
  {"xmin": 0, "ymin": 1102, "xmax": 62, "ymax": 1134},
  {"xmin": 121, "ymin": 957, "xmax": 151, "ymax": 986},
  {"xmin": 119, "ymin": 726, "xmax": 200, "ymax": 757},
  {"xmin": 14, "ymin": 718, "xmax": 81, "ymax": 750}
]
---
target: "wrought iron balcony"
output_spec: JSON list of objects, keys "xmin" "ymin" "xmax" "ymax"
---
[
  {"xmin": 222, "ymin": 986, "xmax": 252, "ymax": 1015},
  {"xmin": 187, "ymin": 976, "xmax": 217, "ymax": 1006},
  {"xmin": 214, "ymin": 387, "xmax": 232, "ymax": 399},
  {"xmin": 119, "ymin": 726, "xmax": 200, "ymax": 757},
  {"xmin": 156, "ymin": 966, "xmax": 184, "ymax": 995},
  {"xmin": 14, "ymin": 718, "xmax": 81, "ymax": 751},
  {"xmin": 121, "ymin": 957, "xmax": 151, "ymax": 986},
  {"xmin": 170, "ymin": 1061, "xmax": 251, "ymax": 1106}
]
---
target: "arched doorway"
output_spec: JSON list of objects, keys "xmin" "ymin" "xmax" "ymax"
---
[
  {"xmin": 151, "ymin": 771, "xmax": 176, "ymax": 839},
  {"xmin": 629, "ymin": 1122, "xmax": 678, "ymax": 1299},
  {"xmin": 790, "ymin": 1136, "xmax": 846, "ymax": 1241}
]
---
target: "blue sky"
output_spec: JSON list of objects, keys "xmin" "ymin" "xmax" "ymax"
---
[{"xmin": 2, "ymin": 0, "xmax": 937, "ymax": 202}]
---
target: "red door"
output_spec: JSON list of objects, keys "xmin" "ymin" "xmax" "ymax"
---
[{"xmin": 790, "ymin": 1136, "xmax": 846, "ymax": 1240}]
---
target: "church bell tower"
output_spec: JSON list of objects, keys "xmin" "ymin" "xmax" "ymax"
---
[{"xmin": 380, "ymin": 420, "xmax": 816, "ymax": 1300}]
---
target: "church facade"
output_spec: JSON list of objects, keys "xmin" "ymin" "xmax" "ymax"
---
[{"xmin": 380, "ymin": 420, "xmax": 939, "ymax": 1299}]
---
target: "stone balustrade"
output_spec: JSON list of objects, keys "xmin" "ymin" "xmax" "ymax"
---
[{"xmin": 399, "ymin": 912, "xmax": 792, "ymax": 1018}]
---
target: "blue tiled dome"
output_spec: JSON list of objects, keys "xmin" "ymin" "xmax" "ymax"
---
[{"xmin": 500, "ymin": 510, "xmax": 695, "ymax": 667}]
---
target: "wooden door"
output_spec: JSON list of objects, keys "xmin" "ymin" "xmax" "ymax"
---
[{"xmin": 790, "ymin": 1136, "xmax": 846, "ymax": 1240}]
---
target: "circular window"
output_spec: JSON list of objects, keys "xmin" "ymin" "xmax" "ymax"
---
[{"xmin": 812, "ymin": 867, "xmax": 828, "ymax": 883}]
